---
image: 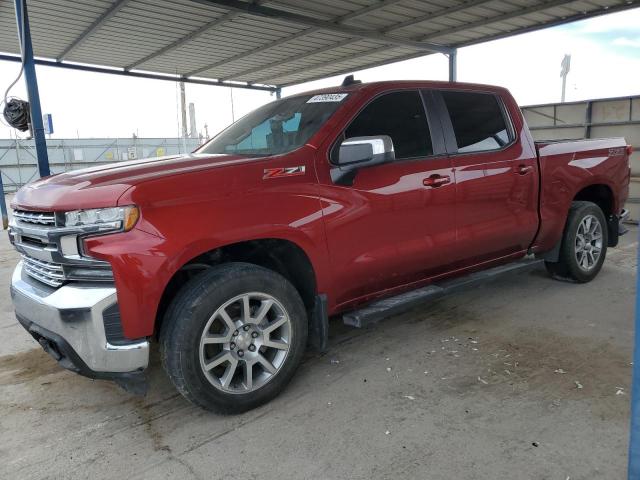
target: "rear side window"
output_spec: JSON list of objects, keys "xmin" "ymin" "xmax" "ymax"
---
[
  {"xmin": 345, "ymin": 91, "xmax": 433, "ymax": 159},
  {"xmin": 441, "ymin": 91, "xmax": 512, "ymax": 154}
]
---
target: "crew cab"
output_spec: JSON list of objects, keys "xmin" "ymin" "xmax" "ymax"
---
[{"xmin": 8, "ymin": 79, "xmax": 631, "ymax": 412}]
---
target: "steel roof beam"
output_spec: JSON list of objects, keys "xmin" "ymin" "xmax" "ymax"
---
[
  {"xmin": 124, "ymin": 0, "xmax": 270, "ymax": 71},
  {"xmin": 276, "ymin": 48, "xmax": 432, "ymax": 88},
  {"xmin": 380, "ymin": 0, "xmax": 501, "ymax": 33},
  {"xmin": 267, "ymin": 0, "xmax": 622, "ymax": 86},
  {"xmin": 271, "ymin": 0, "xmax": 640, "ymax": 88},
  {"xmin": 192, "ymin": 0, "xmax": 402, "ymax": 77},
  {"xmin": 226, "ymin": 37, "xmax": 359, "ymax": 83},
  {"xmin": 130, "ymin": 0, "xmax": 397, "ymax": 74},
  {"xmin": 254, "ymin": 41, "xmax": 409, "ymax": 84},
  {"xmin": 124, "ymin": 11, "xmax": 238, "ymax": 70},
  {"xmin": 0, "ymin": 53, "xmax": 278, "ymax": 92},
  {"xmin": 189, "ymin": 0, "xmax": 452, "ymax": 53},
  {"xmin": 418, "ymin": 0, "xmax": 591, "ymax": 41},
  {"xmin": 56, "ymin": 0, "xmax": 130, "ymax": 61},
  {"xmin": 339, "ymin": 0, "xmax": 407, "ymax": 23},
  {"xmin": 186, "ymin": 28, "xmax": 317, "ymax": 77},
  {"xmin": 455, "ymin": 1, "xmax": 639, "ymax": 48}
]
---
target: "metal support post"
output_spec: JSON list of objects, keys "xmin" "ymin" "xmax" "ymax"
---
[
  {"xmin": 448, "ymin": 49, "xmax": 457, "ymax": 82},
  {"xmin": 14, "ymin": 0, "xmax": 50, "ymax": 177}
]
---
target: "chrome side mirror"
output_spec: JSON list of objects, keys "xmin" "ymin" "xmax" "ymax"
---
[{"xmin": 331, "ymin": 135, "xmax": 395, "ymax": 185}]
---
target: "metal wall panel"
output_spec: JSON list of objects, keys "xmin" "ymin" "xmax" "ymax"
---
[
  {"xmin": 0, "ymin": 137, "xmax": 201, "ymax": 192},
  {"xmin": 522, "ymin": 95, "xmax": 640, "ymax": 219}
]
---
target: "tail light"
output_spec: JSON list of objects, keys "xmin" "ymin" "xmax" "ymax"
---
[{"xmin": 627, "ymin": 145, "xmax": 634, "ymax": 156}]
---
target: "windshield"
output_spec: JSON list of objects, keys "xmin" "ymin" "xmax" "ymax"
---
[{"xmin": 197, "ymin": 94, "xmax": 348, "ymax": 157}]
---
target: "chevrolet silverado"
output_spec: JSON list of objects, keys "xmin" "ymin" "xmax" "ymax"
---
[{"xmin": 8, "ymin": 79, "xmax": 631, "ymax": 413}]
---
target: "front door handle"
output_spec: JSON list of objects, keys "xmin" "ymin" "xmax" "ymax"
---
[
  {"xmin": 423, "ymin": 175, "xmax": 451, "ymax": 188},
  {"xmin": 517, "ymin": 165, "xmax": 534, "ymax": 175}
]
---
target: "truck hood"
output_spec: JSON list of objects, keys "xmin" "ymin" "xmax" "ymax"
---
[{"xmin": 12, "ymin": 153, "xmax": 257, "ymax": 211}]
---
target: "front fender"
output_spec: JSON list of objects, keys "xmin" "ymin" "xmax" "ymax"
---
[{"xmin": 85, "ymin": 199, "xmax": 330, "ymax": 339}]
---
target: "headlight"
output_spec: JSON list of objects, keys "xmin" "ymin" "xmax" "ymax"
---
[{"xmin": 65, "ymin": 206, "xmax": 139, "ymax": 232}]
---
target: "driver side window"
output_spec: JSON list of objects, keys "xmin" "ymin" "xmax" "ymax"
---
[{"xmin": 345, "ymin": 91, "xmax": 433, "ymax": 159}]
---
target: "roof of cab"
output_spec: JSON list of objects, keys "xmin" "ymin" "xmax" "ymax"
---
[{"xmin": 291, "ymin": 79, "xmax": 512, "ymax": 98}]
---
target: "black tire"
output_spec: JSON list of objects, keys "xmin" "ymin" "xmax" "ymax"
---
[
  {"xmin": 160, "ymin": 262, "xmax": 308, "ymax": 414},
  {"xmin": 545, "ymin": 201, "xmax": 608, "ymax": 283}
]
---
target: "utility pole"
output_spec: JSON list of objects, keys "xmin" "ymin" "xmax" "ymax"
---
[
  {"xmin": 560, "ymin": 54, "xmax": 571, "ymax": 103},
  {"xmin": 189, "ymin": 103, "xmax": 197, "ymax": 139},
  {"xmin": 179, "ymin": 81, "xmax": 188, "ymax": 137},
  {"xmin": 230, "ymin": 87, "xmax": 235, "ymax": 122},
  {"xmin": 179, "ymin": 81, "xmax": 188, "ymax": 152}
]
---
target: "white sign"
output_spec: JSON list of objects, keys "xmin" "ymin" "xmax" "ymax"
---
[
  {"xmin": 127, "ymin": 147, "xmax": 137, "ymax": 160},
  {"xmin": 307, "ymin": 93, "xmax": 348, "ymax": 103},
  {"xmin": 43, "ymin": 114, "xmax": 53, "ymax": 134}
]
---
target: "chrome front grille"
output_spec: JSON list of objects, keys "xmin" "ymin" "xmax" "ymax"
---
[
  {"xmin": 13, "ymin": 210, "xmax": 56, "ymax": 226},
  {"xmin": 10, "ymin": 209, "xmax": 114, "ymax": 288},
  {"xmin": 22, "ymin": 255, "xmax": 65, "ymax": 287}
]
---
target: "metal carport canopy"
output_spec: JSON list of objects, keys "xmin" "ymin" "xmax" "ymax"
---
[{"xmin": 1, "ymin": 0, "xmax": 638, "ymax": 92}]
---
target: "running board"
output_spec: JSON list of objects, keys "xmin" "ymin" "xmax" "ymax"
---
[{"xmin": 342, "ymin": 257, "xmax": 544, "ymax": 328}]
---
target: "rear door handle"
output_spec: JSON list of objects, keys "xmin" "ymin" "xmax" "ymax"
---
[
  {"xmin": 423, "ymin": 175, "xmax": 451, "ymax": 187},
  {"xmin": 517, "ymin": 165, "xmax": 533, "ymax": 175}
]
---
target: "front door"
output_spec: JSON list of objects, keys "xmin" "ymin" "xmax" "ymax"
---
[{"xmin": 316, "ymin": 89, "xmax": 457, "ymax": 306}]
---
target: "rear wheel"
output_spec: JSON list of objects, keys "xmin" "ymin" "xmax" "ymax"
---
[
  {"xmin": 545, "ymin": 201, "xmax": 608, "ymax": 283},
  {"xmin": 160, "ymin": 263, "xmax": 308, "ymax": 413}
]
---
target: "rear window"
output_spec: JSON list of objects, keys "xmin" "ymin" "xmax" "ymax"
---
[{"xmin": 441, "ymin": 91, "xmax": 512, "ymax": 154}]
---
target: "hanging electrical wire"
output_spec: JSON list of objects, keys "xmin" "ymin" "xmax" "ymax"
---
[{"xmin": 1, "ymin": 0, "xmax": 31, "ymax": 132}]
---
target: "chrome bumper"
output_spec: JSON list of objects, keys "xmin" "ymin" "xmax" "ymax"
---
[{"xmin": 10, "ymin": 262, "xmax": 149, "ymax": 376}]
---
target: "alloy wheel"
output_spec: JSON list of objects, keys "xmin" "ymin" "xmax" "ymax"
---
[
  {"xmin": 575, "ymin": 214, "xmax": 603, "ymax": 271},
  {"xmin": 198, "ymin": 292, "xmax": 291, "ymax": 393}
]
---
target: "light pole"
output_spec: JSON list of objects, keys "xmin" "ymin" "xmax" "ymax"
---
[{"xmin": 560, "ymin": 54, "xmax": 571, "ymax": 103}]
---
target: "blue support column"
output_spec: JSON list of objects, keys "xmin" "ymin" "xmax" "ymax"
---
[
  {"xmin": 629, "ymin": 232, "xmax": 640, "ymax": 478},
  {"xmin": 14, "ymin": 0, "xmax": 50, "ymax": 177}
]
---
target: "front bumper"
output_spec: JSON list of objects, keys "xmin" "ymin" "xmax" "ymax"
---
[{"xmin": 10, "ymin": 262, "xmax": 149, "ymax": 392}]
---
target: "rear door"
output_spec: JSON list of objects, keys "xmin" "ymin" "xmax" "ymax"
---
[
  {"xmin": 318, "ymin": 89, "xmax": 457, "ymax": 305},
  {"xmin": 433, "ymin": 89, "xmax": 539, "ymax": 266}
]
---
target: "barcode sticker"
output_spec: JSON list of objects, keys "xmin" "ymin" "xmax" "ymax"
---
[{"xmin": 307, "ymin": 93, "xmax": 348, "ymax": 103}]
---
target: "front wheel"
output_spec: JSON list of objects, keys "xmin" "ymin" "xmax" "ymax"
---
[
  {"xmin": 545, "ymin": 201, "xmax": 608, "ymax": 283},
  {"xmin": 160, "ymin": 263, "xmax": 308, "ymax": 413}
]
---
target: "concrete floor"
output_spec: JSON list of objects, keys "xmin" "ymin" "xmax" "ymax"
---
[{"xmin": 0, "ymin": 196, "xmax": 636, "ymax": 479}]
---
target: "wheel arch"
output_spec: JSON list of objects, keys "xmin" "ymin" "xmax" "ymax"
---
[
  {"xmin": 538, "ymin": 183, "xmax": 616, "ymax": 262},
  {"xmin": 155, "ymin": 237, "xmax": 318, "ymax": 338},
  {"xmin": 572, "ymin": 183, "xmax": 615, "ymax": 218}
]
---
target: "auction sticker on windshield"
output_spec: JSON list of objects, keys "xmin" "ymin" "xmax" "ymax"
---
[{"xmin": 307, "ymin": 94, "xmax": 348, "ymax": 103}]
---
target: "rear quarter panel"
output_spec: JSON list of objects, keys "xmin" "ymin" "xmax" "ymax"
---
[{"xmin": 532, "ymin": 138, "xmax": 630, "ymax": 253}]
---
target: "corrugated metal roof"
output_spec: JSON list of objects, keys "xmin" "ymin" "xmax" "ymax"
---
[{"xmin": 1, "ymin": 0, "xmax": 637, "ymax": 89}]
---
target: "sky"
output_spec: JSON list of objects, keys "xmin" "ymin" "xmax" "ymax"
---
[{"xmin": 1, "ymin": 7, "xmax": 639, "ymax": 140}]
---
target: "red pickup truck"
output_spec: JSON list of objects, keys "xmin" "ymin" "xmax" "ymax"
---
[{"xmin": 9, "ymin": 80, "xmax": 631, "ymax": 413}]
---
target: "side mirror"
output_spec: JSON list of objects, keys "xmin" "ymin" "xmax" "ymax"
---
[{"xmin": 331, "ymin": 135, "xmax": 395, "ymax": 185}]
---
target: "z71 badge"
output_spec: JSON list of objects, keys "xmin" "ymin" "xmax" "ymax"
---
[{"xmin": 263, "ymin": 166, "xmax": 306, "ymax": 179}]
